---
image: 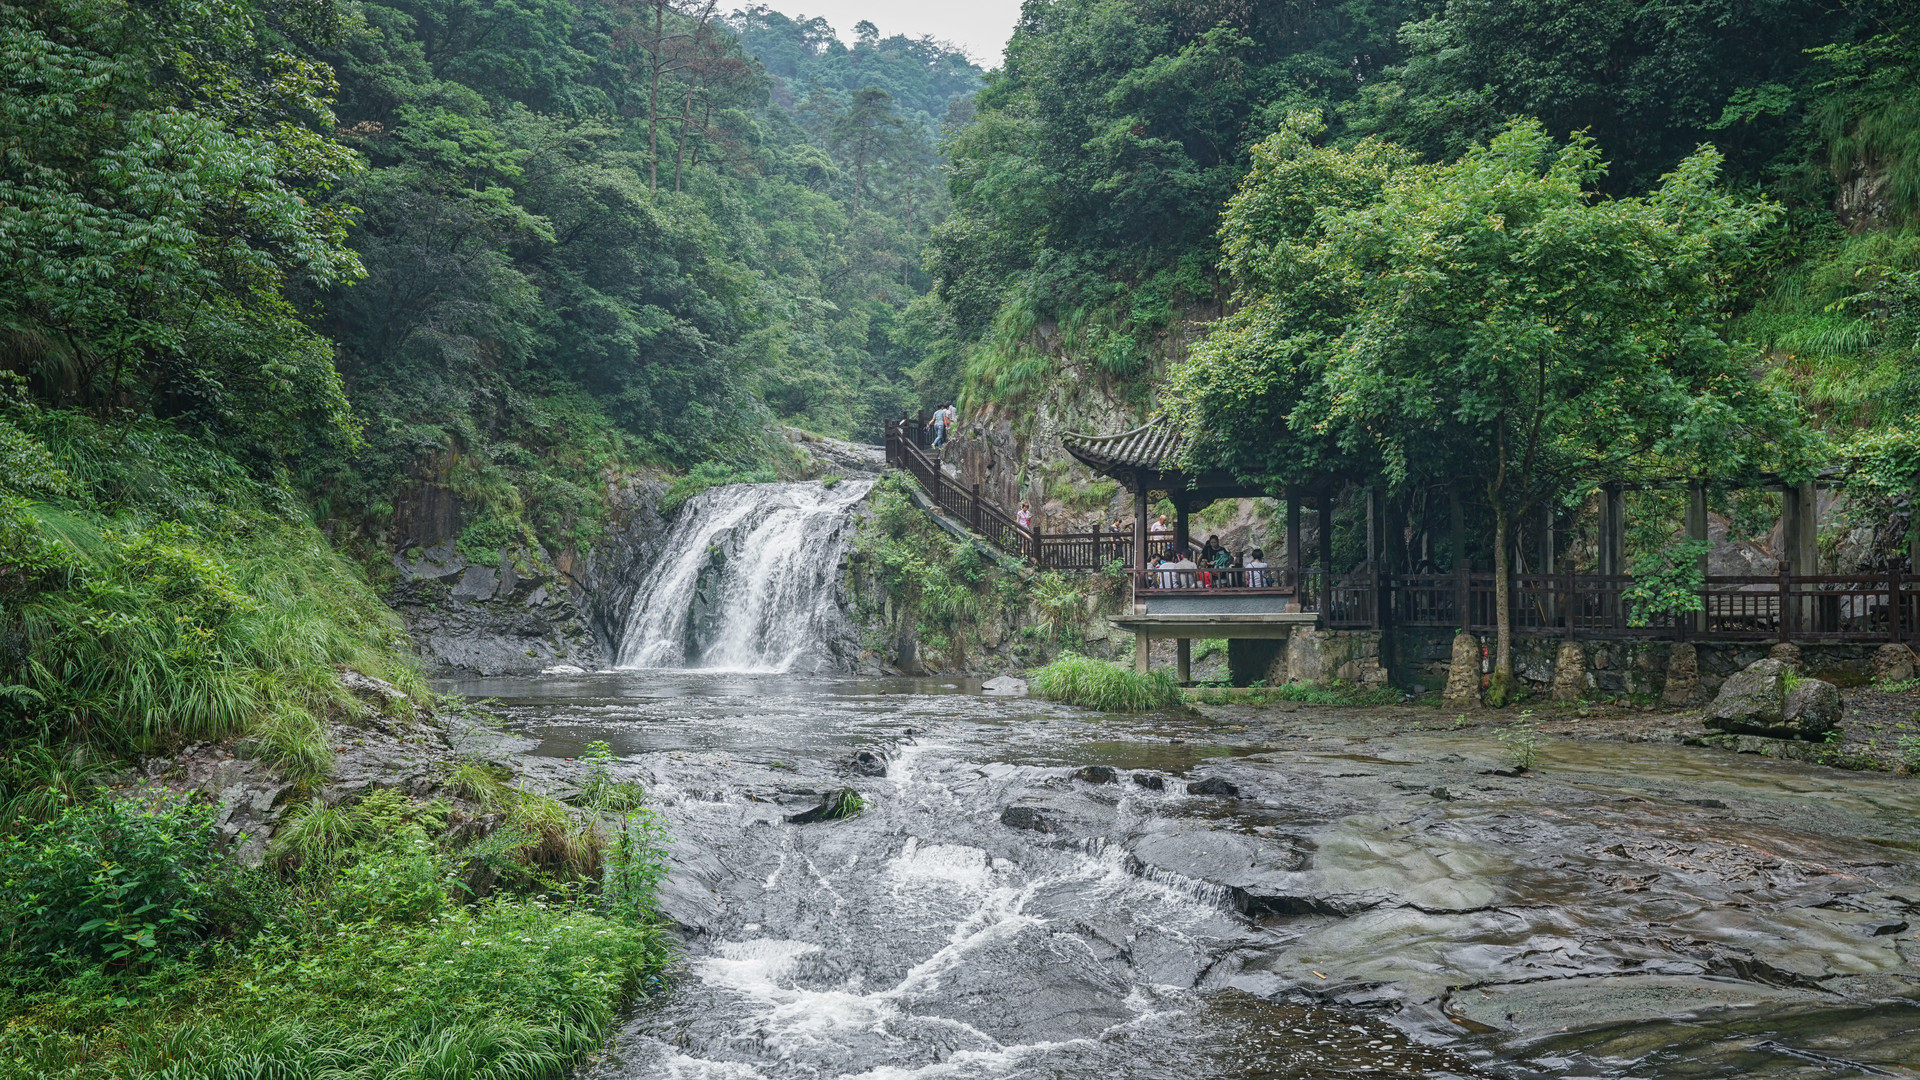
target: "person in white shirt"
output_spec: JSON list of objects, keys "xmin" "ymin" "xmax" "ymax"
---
[
  {"xmin": 1167, "ymin": 548, "xmax": 1198, "ymax": 589},
  {"xmin": 1246, "ymin": 547, "xmax": 1268, "ymax": 588},
  {"xmin": 1016, "ymin": 502, "xmax": 1032, "ymax": 529}
]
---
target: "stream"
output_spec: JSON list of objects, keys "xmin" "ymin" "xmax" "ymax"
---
[{"xmin": 451, "ymin": 670, "xmax": 1920, "ymax": 1079}]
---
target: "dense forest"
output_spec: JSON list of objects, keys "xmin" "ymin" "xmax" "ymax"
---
[
  {"xmin": 934, "ymin": 0, "xmax": 1920, "ymax": 430},
  {"xmin": 2, "ymin": 0, "xmax": 1919, "ymax": 1074}
]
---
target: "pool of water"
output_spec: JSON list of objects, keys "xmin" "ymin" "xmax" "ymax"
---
[{"xmin": 449, "ymin": 671, "xmax": 1920, "ymax": 1080}]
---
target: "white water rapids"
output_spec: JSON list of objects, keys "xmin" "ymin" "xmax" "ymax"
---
[{"xmin": 614, "ymin": 479, "xmax": 874, "ymax": 673}]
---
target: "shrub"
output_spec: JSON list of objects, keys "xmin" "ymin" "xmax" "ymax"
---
[
  {"xmin": 574, "ymin": 741, "xmax": 646, "ymax": 813},
  {"xmin": 1030, "ymin": 654, "xmax": 1182, "ymax": 712},
  {"xmin": 1896, "ymin": 734, "xmax": 1920, "ymax": 773},
  {"xmin": 660, "ymin": 461, "xmax": 778, "ymax": 516},
  {"xmin": 0, "ymin": 794, "xmax": 226, "ymax": 979},
  {"xmin": 1497, "ymin": 711, "xmax": 1542, "ymax": 771}
]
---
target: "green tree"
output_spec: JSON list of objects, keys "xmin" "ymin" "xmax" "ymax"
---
[
  {"xmin": 0, "ymin": 0, "xmax": 365, "ymax": 462},
  {"xmin": 1174, "ymin": 120, "xmax": 1816, "ymax": 703}
]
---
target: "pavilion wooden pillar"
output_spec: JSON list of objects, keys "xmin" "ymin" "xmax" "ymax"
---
[
  {"xmin": 1449, "ymin": 485, "xmax": 1467, "ymax": 572},
  {"xmin": 1911, "ymin": 472, "xmax": 1919, "ymax": 575},
  {"xmin": 1174, "ymin": 495, "xmax": 1191, "ymax": 683},
  {"xmin": 1365, "ymin": 487, "xmax": 1383, "ymax": 629},
  {"xmin": 1598, "ymin": 484, "xmax": 1625, "ymax": 577},
  {"xmin": 1318, "ymin": 488, "xmax": 1336, "ymax": 619},
  {"xmin": 1687, "ymin": 481, "xmax": 1709, "ymax": 633},
  {"xmin": 1286, "ymin": 496, "xmax": 1302, "ymax": 598},
  {"xmin": 1783, "ymin": 481, "xmax": 1819, "ymax": 634},
  {"xmin": 1450, "ymin": 484, "xmax": 1468, "ymax": 630},
  {"xmin": 1132, "ymin": 478, "xmax": 1150, "ymax": 670},
  {"xmin": 1540, "ymin": 502, "xmax": 1556, "ymax": 625}
]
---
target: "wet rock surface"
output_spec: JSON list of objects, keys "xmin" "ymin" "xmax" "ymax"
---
[
  {"xmin": 389, "ymin": 541, "xmax": 603, "ymax": 675},
  {"xmin": 1706, "ymin": 657, "xmax": 1844, "ymax": 740},
  {"xmin": 462, "ymin": 671, "xmax": 1920, "ymax": 1080}
]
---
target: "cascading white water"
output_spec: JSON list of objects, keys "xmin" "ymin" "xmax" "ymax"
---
[{"xmin": 614, "ymin": 479, "xmax": 875, "ymax": 673}]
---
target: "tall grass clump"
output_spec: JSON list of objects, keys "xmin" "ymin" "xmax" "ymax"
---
[
  {"xmin": 0, "ymin": 405, "xmax": 422, "ymax": 786},
  {"xmin": 0, "ymin": 781, "xmax": 675, "ymax": 1080},
  {"xmin": 1030, "ymin": 654, "xmax": 1182, "ymax": 712}
]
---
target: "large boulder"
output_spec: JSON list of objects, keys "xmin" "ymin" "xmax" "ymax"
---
[
  {"xmin": 1550, "ymin": 641, "xmax": 1587, "ymax": 702},
  {"xmin": 1872, "ymin": 643, "xmax": 1916, "ymax": 685},
  {"xmin": 1705, "ymin": 658, "xmax": 1842, "ymax": 740},
  {"xmin": 1662, "ymin": 642, "xmax": 1702, "ymax": 707}
]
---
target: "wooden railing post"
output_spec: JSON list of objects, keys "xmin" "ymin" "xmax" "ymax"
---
[
  {"xmin": 1457, "ymin": 563, "xmax": 1470, "ymax": 632},
  {"xmin": 1779, "ymin": 562, "xmax": 1792, "ymax": 643},
  {"xmin": 1564, "ymin": 562, "xmax": 1576, "ymax": 641},
  {"xmin": 1891, "ymin": 568, "xmax": 1903, "ymax": 643}
]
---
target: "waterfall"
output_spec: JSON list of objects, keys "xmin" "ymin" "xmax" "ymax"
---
[{"xmin": 614, "ymin": 479, "xmax": 874, "ymax": 673}]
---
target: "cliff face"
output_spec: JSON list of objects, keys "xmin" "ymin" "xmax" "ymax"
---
[{"xmin": 378, "ymin": 474, "xmax": 671, "ymax": 677}]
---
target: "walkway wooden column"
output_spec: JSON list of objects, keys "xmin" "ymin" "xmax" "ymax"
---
[
  {"xmin": 1688, "ymin": 481, "xmax": 1709, "ymax": 632},
  {"xmin": 1174, "ymin": 496, "xmax": 1191, "ymax": 679},
  {"xmin": 1599, "ymin": 484, "xmax": 1625, "ymax": 577},
  {"xmin": 1286, "ymin": 497, "xmax": 1302, "ymax": 596},
  {"xmin": 1540, "ymin": 502, "xmax": 1556, "ymax": 624},
  {"xmin": 1449, "ymin": 484, "xmax": 1467, "ymax": 573},
  {"xmin": 1911, "ymin": 472, "xmax": 1919, "ymax": 575},
  {"xmin": 1318, "ymin": 488, "xmax": 1336, "ymax": 616},
  {"xmin": 1365, "ymin": 487, "xmax": 1380, "ymax": 569},
  {"xmin": 1785, "ymin": 482, "xmax": 1818, "ymax": 633},
  {"xmin": 1133, "ymin": 485, "xmax": 1148, "ymax": 574}
]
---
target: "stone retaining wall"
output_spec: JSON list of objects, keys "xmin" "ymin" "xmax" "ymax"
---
[{"xmin": 1221, "ymin": 624, "xmax": 1914, "ymax": 699}]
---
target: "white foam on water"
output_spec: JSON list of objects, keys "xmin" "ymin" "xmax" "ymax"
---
[
  {"xmin": 615, "ymin": 479, "xmax": 873, "ymax": 672},
  {"xmin": 886, "ymin": 838, "xmax": 995, "ymax": 894}
]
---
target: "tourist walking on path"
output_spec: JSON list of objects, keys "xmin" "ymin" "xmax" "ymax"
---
[
  {"xmin": 1017, "ymin": 502, "xmax": 1032, "ymax": 530},
  {"xmin": 934, "ymin": 403, "xmax": 957, "ymax": 448}
]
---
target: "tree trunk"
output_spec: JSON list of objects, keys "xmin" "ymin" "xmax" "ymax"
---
[
  {"xmin": 647, "ymin": 6, "xmax": 663, "ymax": 191},
  {"xmin": 1489, "ymin": 505, "xmax": 1513, "ymax": 706},
  {"xmin": 673, "ymin": 78, "xmax": 695, "ymax": 192}
]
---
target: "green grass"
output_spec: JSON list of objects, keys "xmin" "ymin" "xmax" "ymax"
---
[
  {"xmin": 1030, "ymin": 654, "xmax": 1182, "ymax": 712},
  {"xmin": 0, "ymin": 781, "xmax": 673, "ymax": 1080},
  {"xmin": 0, "ymin": 898, "xmax": 668, "ymax": 1080},
  {"xmin": 1192, "ymin": 681, "xmax": 1401, "ymax": 707},
  {"xmin": 0, "ymin": 409, "xmax": 423, "ymax": 811}
]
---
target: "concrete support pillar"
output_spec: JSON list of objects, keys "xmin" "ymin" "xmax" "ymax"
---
[
  {"xmin": 1134, "ymin": 631, "xmax": 1149, "ymax": 673},
  {"xmin": 1176, "ymin": 638, "xmax": 1191, "ymax": 684}
]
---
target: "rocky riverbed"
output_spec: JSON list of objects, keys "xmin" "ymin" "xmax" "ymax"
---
[{"xmin": 449, "ymin": 670, "xmax": 1920, "ymax": 1079}]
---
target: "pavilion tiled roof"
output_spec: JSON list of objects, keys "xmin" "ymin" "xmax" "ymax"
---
[{"xmin": 1060, "ymin": 417, "xmax": 1185, "ymax": 473}]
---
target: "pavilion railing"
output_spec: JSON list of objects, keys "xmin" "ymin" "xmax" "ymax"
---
[{"xmin": 1381, "ymin": 570, "xmax": 1912, "ymax": 642}]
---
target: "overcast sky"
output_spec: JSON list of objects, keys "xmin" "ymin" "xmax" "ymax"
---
[{"xmin": 765, "ymin": 2, "xmax": 1025, "ymax": 66}]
